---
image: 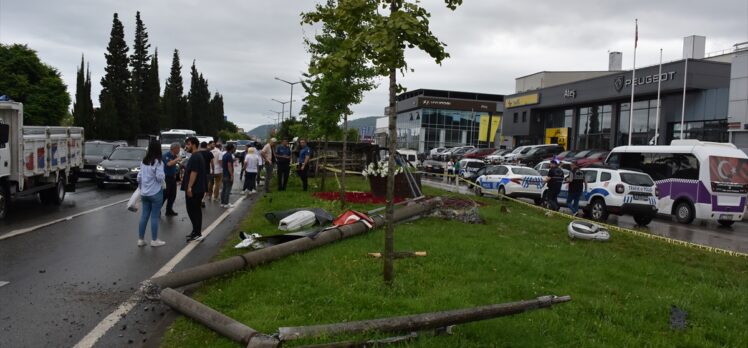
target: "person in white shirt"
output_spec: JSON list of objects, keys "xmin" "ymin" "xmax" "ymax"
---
[
  {"xmin": 136, "ymin": 141, "xmax": 167, "ymax": 247},
  {"xmin": 242, "ymin": 147, "xmax": 260, "ymax": 194},
  {"xmin": 260, "ymin": 138, "xmax": 276, "ymax": 193},
  {"xmin": 210, "ymin": 143, "xmax": 223, "ymax": 202}
]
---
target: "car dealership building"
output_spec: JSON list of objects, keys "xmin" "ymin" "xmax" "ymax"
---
[{"xmin": 502, "ymin": 36, "xmax": 748, "ymax": 152}]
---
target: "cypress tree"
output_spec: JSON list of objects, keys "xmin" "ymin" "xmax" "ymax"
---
[
  {"xmin": 130, "ymin": 11, "xmax": 150, "ymax": 135},
  {"xmin": 142, "ymin": 48, "xmax": 161, "ymax": 134},
  {"xmin": 72, "ymin": 55, "xmax": 94, "ymax": 133},
  {"xmin": 99, "ymin": 13, "xmax": 131, "ymax": 140},
  {"xmin": 162, "ymin": 49, "xmax": 185, "ymax": 130},
  {"xmin": 208, "ymin": 92, "xmax": 224, "ymax": 136},
  {"xmin": 187, "ymin": 61, "xmax": 211, "ymax": 134}
]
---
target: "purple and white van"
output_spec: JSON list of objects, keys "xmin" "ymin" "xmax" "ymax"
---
[{"xmin": 605, "ymin": 140, "xmax": 748, "ymax": 227}]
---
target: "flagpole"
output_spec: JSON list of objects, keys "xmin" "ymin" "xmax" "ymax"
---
[
  {"xmin": 680, "ymin": 58, "xmax": 688, "ymax": 139},
  {"xmin": 627, "ymin": 19, "xmax": 638, "ymax": 146},
  {"xmin": 654, "ymin": 48, "xmax": 662, "ymax": 145}
]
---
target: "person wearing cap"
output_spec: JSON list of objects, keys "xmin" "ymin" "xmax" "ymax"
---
[
  {"xmin": 544, "ymin": 158, "xmax": 565, "ymax": 211},
  {"xmin": 261, "ymin": 138, "xmax": 276, "ymax": 193},
  {"xmin": 565, "ymin": 160, "xmax": 588, "ymax": 216}
]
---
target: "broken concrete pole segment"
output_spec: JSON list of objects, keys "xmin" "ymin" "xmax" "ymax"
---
[
  {"xmin": 147, "ymin": 199, "xmax": 437, "ymax": 293},
  {"xmin": 159, "ymin": 288, "xmax": 279, "ymax": 348},
  {"xmin": 278, "ymin": 295, "xmax": 572, "ymax": 341}
]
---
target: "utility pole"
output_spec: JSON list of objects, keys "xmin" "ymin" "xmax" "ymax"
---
[
  {"xmin": 274, "ymin": 77, "xmax": 302, "ymax": 120},
  {"xmin": 272, "ymin": 98, "xmax": 290, "ymax": 123}
]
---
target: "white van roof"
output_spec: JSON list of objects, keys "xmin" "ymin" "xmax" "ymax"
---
[{"xmin": 609, "ymin": 140, "xmax": 747, "ymax": 159}]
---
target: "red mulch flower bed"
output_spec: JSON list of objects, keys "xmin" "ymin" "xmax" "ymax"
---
[{"xmin": 314, "ymin": 191, "xmax": 405, "ymax": 204}]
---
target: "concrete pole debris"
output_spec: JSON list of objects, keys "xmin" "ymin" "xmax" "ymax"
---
[
  {"xmin": 147, "ymin": 199, "xmax": 437, "ymax": 293},
  {"xmin": 278, "ymin": 295, "xmax": 571, "ymax": 341},
  {"xmin": 159, "ymin": 288, "xmax": 279, "ymax": 348}
]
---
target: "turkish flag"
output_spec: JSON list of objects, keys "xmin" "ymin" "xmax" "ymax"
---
[{"xmin": 710, "ymin": 156, "xmax": 748, "ymax": 184}]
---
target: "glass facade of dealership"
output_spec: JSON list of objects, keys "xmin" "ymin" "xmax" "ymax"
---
[{"xmin": 385, "ymin": 89, "xmax": 503, "ymax": 152}]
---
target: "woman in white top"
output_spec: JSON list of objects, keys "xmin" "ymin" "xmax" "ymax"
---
[
  {"xmin": 242, "ymin": 147, "xmax": 259, "ymax": 194},
  {"xmin": 136, "ymin": 141, "xmax": 166, "ymax": 247}
]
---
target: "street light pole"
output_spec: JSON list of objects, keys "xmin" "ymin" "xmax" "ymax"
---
[
  {"xmin": 272, "ymin": 98, "xmax": 290, "ymax": 123},
  {"xmin": 275, "ymin": 77, "xmax": 302, "ymax": 120}
]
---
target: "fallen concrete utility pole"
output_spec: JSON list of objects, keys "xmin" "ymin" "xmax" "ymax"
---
[
  {"xmin": 160, "ymin": 288, "xmax": 280, "ymax": 348},
  {"xmin": 147, "ymin": 200, "xmax": 436, "ymax": 293},
  {"xmin": 278, "ymin": 295, "xmax": 571, "ymax": 341}
]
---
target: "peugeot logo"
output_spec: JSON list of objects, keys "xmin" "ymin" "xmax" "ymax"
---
[{"xmin": 614, "ymin": 75, "xmax": 624, "ymax": 92}]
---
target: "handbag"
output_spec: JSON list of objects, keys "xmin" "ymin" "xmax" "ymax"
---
[{"xmin": 127, "ymin": 188, "xmax": 141, "ymax": 212}]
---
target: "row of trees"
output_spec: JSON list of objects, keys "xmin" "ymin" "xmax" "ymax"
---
[
  {"xmin": 299, "ymin": 0, "xmax": 462, "ymax": 283},
  {"xmin": 74, "ymin": 12, "xmax": 229, "ymax": 141}
]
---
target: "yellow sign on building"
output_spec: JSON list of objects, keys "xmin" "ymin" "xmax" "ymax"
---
[
  {"xmin": 479, "ymin": 114, "xmax": 501, "ymax": 142},
  {"xmin": 545, "ymin": 128, "xmax": 569, "ymax": 150},
  {"xmin": 504, "ymin": 93, "xmax": 539, "ymax": 108}
]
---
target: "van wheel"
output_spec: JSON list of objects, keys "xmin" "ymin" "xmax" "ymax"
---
[
  {"xmin": 0, "ymin": 186, "xmax": 8, "ymax": 220},
  {"xmin": 633, "ymin": 215, "xmax": 653, "ymax": 226},
  {"xmin": 589, "ymin": 198, "xmax": 609, "ymax": 222},
  {"xmin": 674, "ymin": 201, "xmax": 695, "ymax": 224},
  {"xmin": 718, "ymin": 220, "xmax": 735, "ymax": 227}
]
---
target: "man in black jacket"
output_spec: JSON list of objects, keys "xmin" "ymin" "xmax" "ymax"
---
[{"xmin": 544, "ymin": 159, "xmax": 565, "ymax": 211}]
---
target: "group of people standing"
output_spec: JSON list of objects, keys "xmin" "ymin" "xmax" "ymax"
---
[
  {"xmin": 543, "ymin": 159, "xmax": 588, "ymax": 215},
  {"xmin": 134, "ymin": 137, "xmax": 313, "ymax": 247}
]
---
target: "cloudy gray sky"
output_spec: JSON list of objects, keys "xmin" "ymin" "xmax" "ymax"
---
[{"xmin": 1, "ymin": 0, "xmax": 746, "ymax": 132}]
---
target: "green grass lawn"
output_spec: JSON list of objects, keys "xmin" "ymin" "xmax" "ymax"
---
[{"xmin": 161, "ymin": 175, "xmax": 748, "ymax": 347}]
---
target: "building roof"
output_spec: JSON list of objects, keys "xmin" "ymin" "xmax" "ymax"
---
[{"xmin": 396, "ymin": 89, "xmax": 504, "ymax": 102}]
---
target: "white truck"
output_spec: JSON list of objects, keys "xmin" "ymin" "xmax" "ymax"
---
[{"xmin": 0, "ymin": 101, "xmax": 84, "ymax": 219}]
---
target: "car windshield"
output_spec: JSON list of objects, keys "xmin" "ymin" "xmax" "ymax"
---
[
  {"xmin": 511, "ymin": 167, "xmax": 540, "ymax": 176},
  {"xmin": 510, "ymin": 147, "xmax": 525, "ymax": 154},
  {"xmin": 85, "ymin": 143, "xmax": 115, "ymax": 156},
  {"xmin": 465, "ymin": 161, "xmax": 484, "ymax": 168},
  {"xmin": 161, "ymin": 134, "xmax": 186, "ymax": 147},
  {"xmin": 109, "ymin": 148, "xmax": 146, "ymax": 161},
  {"xmin": 620, "ymin": 172, "xmax": 654, "ymax": 186},
  {"xmin": 520, "ymin": 147, "xmax": 533, "ymax": 154},
  {"xmin": 558, "ymin": 151, "xmax": 574, "ymax": 158}
]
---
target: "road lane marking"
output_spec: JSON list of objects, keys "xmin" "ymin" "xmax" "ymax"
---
[
  {"xmin": 0, "ymin": 199, "xmax": 129, "ymax": 241},
  {"xmin": 0, "ymin": 281, "xmax": 9, "ymax": 288},
  {"xmin": 73, "ymin": 195, "xmax": 247, "ymax": 348}
]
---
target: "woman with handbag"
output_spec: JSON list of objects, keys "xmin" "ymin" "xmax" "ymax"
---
[{"xmin": 136, "ymin": 141, "xmax": 167, "ymax": 247}]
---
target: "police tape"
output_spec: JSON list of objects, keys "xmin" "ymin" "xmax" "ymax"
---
[
  {"xmin": 416, "ymin": 170, "xmax": 748, "ymax": 259},
  {"xmin": 321, "ymin": 165, "xmax": 364, "ymax": 175}
]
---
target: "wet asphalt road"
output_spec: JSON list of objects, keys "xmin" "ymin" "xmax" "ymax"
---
[
  {"xmin": 423, "ymin": 178, "xmax": 748, "ymax": 254},
  {"xmin": 0, "ymin": 178, "xmax": 259, "ymax": 348}
]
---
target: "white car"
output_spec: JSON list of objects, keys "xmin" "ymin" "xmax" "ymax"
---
[
  {"xmin": 541, "ymin": 167, "xmax": 659, "ymax": 226},
  {"xmin": 474, "ymin": 165, "xmax": 545, "ymax": 204},
  {"xmin": 484, "ymin": 149, "xmax": 511, "ymax": 164},
  {"xmin": 500, "ymin": 145, "xmax": 533, "ymax": 163},
  {"xmin": 458, "ymin": 158, "xmax": 486, "ymax": 180},
  {"xmin": 534, "ymin": 160, "xmax": 571, "ymax": 177}
]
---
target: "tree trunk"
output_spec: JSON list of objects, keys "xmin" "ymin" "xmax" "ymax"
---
[
  {"xmin": 320, "ymin": 137, "xmax": 329, "ymax": 192},
  {"xmin": 340, "ymin": 114, "xmax": 348, "ymax": 208},
  {"xmin": 384, "ymin": 63, "xmax": 397, "ymax": 284}
]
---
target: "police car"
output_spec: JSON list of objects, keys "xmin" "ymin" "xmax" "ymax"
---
[
  {"xmin": 474, "ymin": 165, "xmax": 545, "ymax": 204},
  {"xmin": 541, "ymin": 167, "xmax": 659, "ymax": 226}
]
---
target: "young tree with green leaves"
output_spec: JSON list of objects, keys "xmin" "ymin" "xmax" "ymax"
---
[
  {"xmin": 73, "ymin": 55, "xmax": 95, "ymax": 135},
  {"xmin": 99, "ymin": 13, "xmax": 132, "ymax": 140},
  {"xmin": 303, "ymin": 0, "xmax": 462, "ymax": 283},
  {"xmin": 162, "ymin": 49, "xmax": 185, "ymax": 130},
  {"xmin": 0, "ymin": 44, "xmax": 70, "ymax": 126},
  {"xmin": 301, "ymin": 0, "xmax": 376, "ymax": 204}
]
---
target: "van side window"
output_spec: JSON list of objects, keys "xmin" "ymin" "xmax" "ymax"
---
[{"xmin": 666, "ymin": 154, "xmax": 700, "ymax": 180}]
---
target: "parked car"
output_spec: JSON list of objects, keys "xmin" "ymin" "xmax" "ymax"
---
[
  {"xmin": 554, "ymin": 150, "xmax": 577, "ymax": 161},
  {"xmin": 534, "ymin": 160, "xmax": 571, "ymax": 177},
  {"xmin": 484, "ymin": 149, "xmax": 512, "ymax": 164},
  {"xmin": 82, "ymin": 141, "xmax": 124, "ymax": 178},
  {"xmin": 429, "ymin": 147, "xmax": 447, "ymax": 158},
  {"xmin": 569, "ymin": 149, "xmax": 602, "ymax": 162},
  {"xmin": 501, "ymin": 145, "xmax": 534, "ymax": 163},
  {"xmin": 540, "ymin": 167, "xmax": 659, "ymax": 226},
  {"xmin": 474, "ymin": 165, "xmax": 544, "ymax": 204},
  {"xmin": 463, "ymin": 148, "xmax": 496, "ymax": 159},
  {"xmin": 437, "ymin": 146, "xmax": 475, "ymax": 161},
  {"xmin": 458, "ymin": 158, "xmax": 486, "ymax": 180},
  {"xmin": 515, "ymin": 144, "xmax": 565, "ymax": 167},
  {"xmin": 576, "ymin": 151, "xmax": 609, "ymax": 168},
  {"xmin": 95, "ymin": 147, "xmax": 147, "ymax": 188},
  {"xmin": 449, "ymin": 146, "xmax": 475, "ymax": 160},
  {"xmin": 422, "ymin": 159, "xmax": 446, "ymax": 174}
]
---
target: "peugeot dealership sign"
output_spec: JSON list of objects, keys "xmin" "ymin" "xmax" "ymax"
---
[{"xmin": 614, "ymin": 71, "xmax": 677, "ymax": 92}]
